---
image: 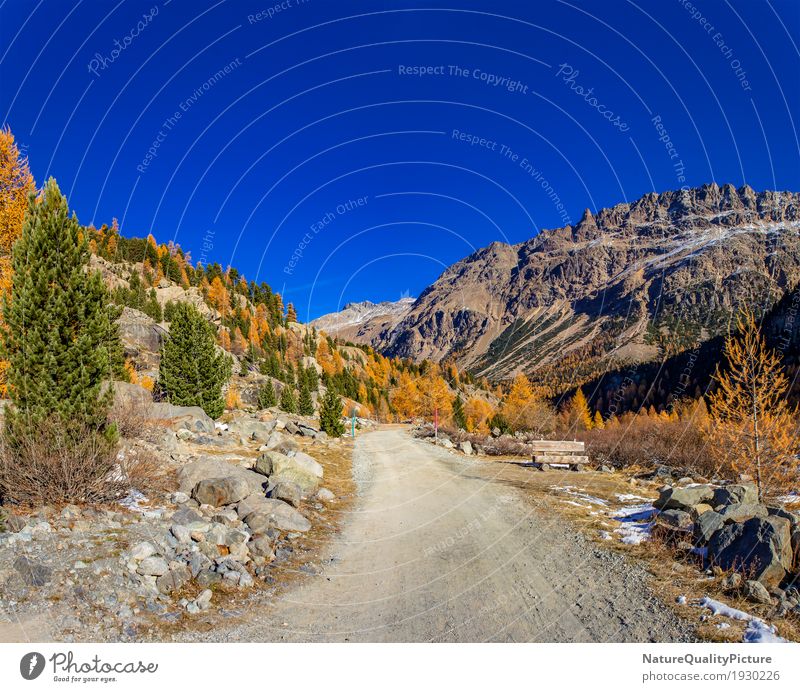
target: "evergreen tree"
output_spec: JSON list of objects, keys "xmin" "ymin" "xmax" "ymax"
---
[
  {"xmin": 453, "ymin": 394, "xmax": 467, "ymax": 429},
  {"xmin": 298, "ymin": 383, "xmax": 315, "ymax": 416},
  {"xmin": 279, "ymin": 384, "xmax": 297, "ymax": 413},
  {"xmin": 157, "ymin": 301, "xmax": 232, "ymax": 418},
  {"xmin": 1, "ymin": 178, "xmax": 122, "ymax": 442},
  {"xmin": 257, "ymin": 380, "xmax": 277, "ymax": 409},
  {"xmin": 319, "ymin": 387, "xmax": 345, "ymax": 437}
]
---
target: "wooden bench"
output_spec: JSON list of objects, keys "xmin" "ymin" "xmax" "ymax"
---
[{"xmin": 530, "ymin": 440, "xmax": 587, "ymax": 472}]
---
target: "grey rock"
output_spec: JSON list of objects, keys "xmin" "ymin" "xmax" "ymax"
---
[
  {"xmin": 248, "ymin": 534, "xmax": 275, "ymax": 558},
  {"xmin": 264, "ymin": 431, "xmax": 299, "ymax": 455},
  {"xmin": 148, "ymin": 402, "xmax": 215, "ymax": 433},
  {"xmin": 284, "ymin": 420, "xmax": 300, "ymax": 435},
  {"xmin": 195, "ymin": 588, "xmax": 213, "ymax": 610},
  {"xmin": 189, "ymin": 552, "xmax": 213, "ymax": 578},
  {"xmin": 718, "ymin": 503, "xmax": 769, "ymax": 523},
  {"xmin": 459, "ymin": 440, "xmax": 473, "ymax": 455},
  {"xmin": 196, "ymin": 569, "xmax": 222, "ymax": 587},
  {"xmin": 178, "ymin": 457, "xmax": 267, "ymax": 496},
  {"xmin": 129, "ymin": 541, "xmax": 158, "ymax": 561},
  {"xmin": 721, "ymin": 572, "xmax": 743, "ymax": 590},
  {"xmin": 709, "ymin": 516, "xmax": 793, "ymax": 588},
  {"xmin": 316, "ymin": 487, "xmax": 335, "ymax": 502},
  {"xmin": 657, "ymin": 509, "xmax": 693, "ymax": 530},
  {"xmin": 654, "ymin": 485, "xmax": 715, "ymax": 511},
  {"xmin": 137, "ymin": 557, "xmax": 170, "ymax": 577},
  {"xmin": 4, "ymin": 515, "xmax": 27, "ymax": 533},
  {"xmin": 269, "ymin": 480, "xmax": 303, "ymax": 507},
  {"xmin": 744, "ymin": 579, "xmax": 773, "ymax": 605},
  {"xmin": 712, "ymin": 483, "xmax": 760, "ymax": 507},
  {"xmin": 170, "ymin": 524, "xmax": 192, "ymax": 543},
  {"xmin": 13, "ymin": 556, "xmax": 51, "ymax": 587},
  {"xmin": 694, "ymin": 510, "xmax": 725, "ymax": 544},
  {"xmin": 297, "ymin": 423, "xmax": 318, "ymax": 437},
  {"xmin": 240, "ymin": 496, "xmax": 311, "ymax": 533},
  {"xmin": 192, "ymin": 476, "xmax": 251, "ymax": 507},
  {"xmin": 156, "ymin": 565, "xmax": 191, "ymax": 594},
  {"xmin": 171, "ymin": 506, "xmax": 203, "ymax": 526},
  {"xmin": 176, "ymin": 428, "xmax": 193, "ymax": 441}
]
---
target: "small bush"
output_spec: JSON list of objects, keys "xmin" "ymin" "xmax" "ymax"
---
[{"xmin": 0, "ymin": 420, "xmax": 123, "ymax": 505}]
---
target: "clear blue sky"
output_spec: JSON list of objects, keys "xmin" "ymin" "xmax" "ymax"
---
[{"xmin": 2, "ymin": 0, "xmax": 799, "ymax": 320}]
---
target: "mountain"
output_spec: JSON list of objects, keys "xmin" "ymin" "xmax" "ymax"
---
[
  {"xmin": 310, "ymin": 297, "xmax": 415, "ymax": 344},
  {"xmin": 334, "ymin": 184, "xmax": 800, "ymax": 386}
]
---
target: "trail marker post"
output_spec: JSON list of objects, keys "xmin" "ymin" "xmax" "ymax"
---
[{"xmin": 434, "ymin": 406, "xmax": 438, "ymax": 439}]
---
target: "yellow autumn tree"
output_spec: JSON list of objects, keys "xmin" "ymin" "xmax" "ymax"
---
[
  {"xmin": 207, "ymin": 276, "xmax": 229, "ymax": 317},
  {"xmin": 0, "ymin": 126, "xmax": 35, "ymax": 395},
  {"xmin": 502, "ymin": 373, "xmax": 555, "ymax": 433},
  {"xmin": 465, "ymin": 397, "xmax": 494, "ymax": 433},
  {"xmin": 391, "ymin": 371, "xmax": 419, "ymax": 420},
  {"xmin": 706, "ymin": 308, "xmax": 799, "ymax": 500},
  {"xmin": 561, "ymin": 387, "xmax": 593, "ymax": 433},
  {"xmin": 417, "ymin": 373, "xmax": 452, "ymax": 420}
]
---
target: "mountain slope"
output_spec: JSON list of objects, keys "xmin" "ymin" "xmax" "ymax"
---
[
  {"xmin": 349, "ymin": 184, "xmax": 800, "ymax": 383},
  {"xmin": 310, "ymin": 298, "xmax": 415, "ymax": 344}
]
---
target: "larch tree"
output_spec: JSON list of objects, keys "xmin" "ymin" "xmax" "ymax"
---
[
  {"xmin": 502, "ymin": 373, "xmax": 554, "ymax": 433},
  {"xmin": 1, "ymin": 178, "xmax": 122, "ymax": 443},
  {"xmin": 157, "ymin": 301, "xmax": 232, "ymax": 418},
  {"xmin": 0, "ymin": 126, "xmax": 35, "ymax": 395},
  {"xmin": 561, "ymin": 388, "xmax": 593, "ymax": 433},
  {"xmin": 706, "ymin": 308, "xmax": 798, "ymax": 500}
]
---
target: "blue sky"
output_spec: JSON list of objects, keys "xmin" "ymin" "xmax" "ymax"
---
[{"xmin": 2, "ymin": 0, "xmax": 799, "ymax": 320}]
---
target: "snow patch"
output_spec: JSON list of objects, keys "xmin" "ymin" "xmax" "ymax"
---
[{"xmin": 698, "ymin": 597, "xmax": 787, "ymax": 643}]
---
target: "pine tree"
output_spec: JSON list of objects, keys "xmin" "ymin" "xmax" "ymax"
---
[
  {"xmin": 157, "ymin": 301, "xmax": 232, "ymax": 418},
  {"xmin": 453, "ymin": 394, "xmax": 467, "ymax": 429},
  {"xmin": 1, "ymin": 178, "xmax": 122, "ymax": 442},
  {"xmin": 279, "ymin": 384, "xmax": 297, "ymax": 413},
  {"xmin": 257, "ymin": 380, "xmax": 277, "ymax": 409},
  {"xmin": 319, "ymin": 387, "xmax": 345, "ymax": 437},
  {"xmin": 298, "ymin": 383, "xmax": 315, "ymax": 416}
]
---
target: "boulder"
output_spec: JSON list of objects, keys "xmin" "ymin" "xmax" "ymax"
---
[
  {"xmin": 269, "ymin": 480, "xmax": 303, "ymax": 507},
  {"xmin": 118, "ymin": 307, "xmax": 164, "ymax": 353},
  {"xmin": 284, "ymin": 420, "xmax": 300, "ymax": 435},
  {"xmin": 129, "ymin": 541, "xmax": 158, "ymax": 560},
  {"xmin": 254, "ymin": 450, "xmax": 279, "ymax": 476},
  {"xmin": 248, "ymin": 534, "xmax": 275, "ymax": 559},
  {"xmin": 156, "ymin": 565, "xmax": 191, "ymax": 594},
  {"xmin": 148, "ymin": 402, "xmax": 215, "ymax": 433},
  {"xmin": 229, "ymin": 418, "xmax": 272, "ymax": 442},
  {"xmin": 657, "ymin": 509, "xmax": 693, "ymax": 530},
  {"xmin": 718, "ymin": 503, "xmax": 769, "ymax": 523},
  {"xmin": 297, "ymin": 423, "xmax": 318, "ymax": 437},
  {"xmin": 137, "ymin": 556, "xmax": 169, "ymax": 577},
  {"xmin": 13, "ymin": 556, "xmax": 52, "ymax": 587},
  {"xmin": 708, "ymin": 516, "xmax": 793, "ymax": 588},
  {"xmin": 690, "ymin": 504, "xmax": 714, "ymax": 518},
  {"xmin": 744, "ymin": 579, "xmax": 773, "ymax": 605},
  {"xmin": 694, "ymin": 510, "xmax": 725, "ymax": 544},
  {"xmin": 712, "ymin": 483, "xmax": 760, "ymax": 508},
  {"xmin": 238, "ymin": 495, "xmax": 311, "ymax": 533},
  {"xmin": 264, "ymin": 432, "xmax": 299, "ymax": 455},
  {"xmin": 192, "ymin": 477, "xmax": 251, "ymax": 507},
  {"xmin": 177, "ymin": 458, "xmax": 267, "ymax": 496},
  {"xmin": 653, "ymin": 485, "xmax": 715, "ymax": 512},
  {"xmin": 459, "ymin": 440, "xmax": 473, "ymax": 456}
]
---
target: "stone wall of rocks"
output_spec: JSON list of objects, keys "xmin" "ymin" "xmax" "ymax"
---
[{"xmin": 654, "ymin": 482, "xmax": 800, "ymax": 612}]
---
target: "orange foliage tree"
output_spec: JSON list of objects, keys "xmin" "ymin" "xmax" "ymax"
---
[
  {"xmin": 706, "ymin": 308, "xmax": 799, "ymax": 500},
  {"xmin": 502, "ymin": 373, "xmax": 555, "ymax": 433}
]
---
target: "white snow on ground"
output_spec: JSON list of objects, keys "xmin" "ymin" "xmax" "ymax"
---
[
  {"xmin": 698, "ymin": 597, "xmax": 787, "ymax": 643},
  {"xmin": 615, "ymin": 493, "xmax": 651, "ymax": 502},
  {"xmin": 550, "ymin": 485, "xmax": 609, "ymax": 506},
  {"xmin": 612, "ymin": 503, "xmax": 656, "ymax": 545}
]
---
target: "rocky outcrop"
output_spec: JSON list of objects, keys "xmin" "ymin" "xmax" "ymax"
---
[
  {"xmin": 331, "ymin": 185, "xmax": 800, "ymax": 380},
  {"xmin": 311, "ymin": 297, "xmax": 415, "ymax": 344}
]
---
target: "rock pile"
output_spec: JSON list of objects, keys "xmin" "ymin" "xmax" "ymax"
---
[{"xmin": 654, "ymin": 482, "xmax": 800, "ymax": 609}]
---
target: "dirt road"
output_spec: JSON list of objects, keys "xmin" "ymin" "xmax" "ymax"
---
[{"xmin": 187, "ymin": 428, "xmax": 693, "ymax": 642}]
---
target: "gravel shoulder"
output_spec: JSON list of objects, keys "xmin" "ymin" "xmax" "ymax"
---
[{"xmin": 179, "ymin": 427, "xmax": 694, "ymax": 642}]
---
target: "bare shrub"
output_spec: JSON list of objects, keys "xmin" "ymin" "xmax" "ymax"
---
[
  {"xmin": 109, "ymin": 389, "xmax": 159, "ymax": 442},
  {"xmin": 0, "ymin": 420, "xmax": 124, "ymax": 505},
  {"xmin": 583, "ymin": 411, "xmax": 707, "ymax": 473},
  {"xmin": 117, "ymin": 445, "xmax": 173, "ymax": 497}
]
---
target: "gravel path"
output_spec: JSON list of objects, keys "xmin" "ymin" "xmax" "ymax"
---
[{"xmin": 179, "ymin": 429, "xmax": 694, "ymax": 642}]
